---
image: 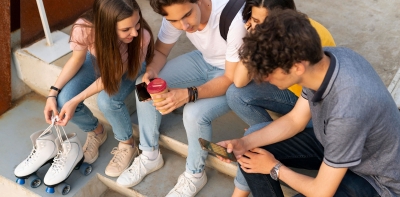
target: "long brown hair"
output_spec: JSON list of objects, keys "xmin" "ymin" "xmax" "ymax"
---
[{"xmin": 71, "ymin": 0, "xmax": 154, "ymax": 95}]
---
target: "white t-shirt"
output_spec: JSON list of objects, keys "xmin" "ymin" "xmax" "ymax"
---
[{"xmin": 158, "ymin": 0, "xmax": 247, "ymax": 69}]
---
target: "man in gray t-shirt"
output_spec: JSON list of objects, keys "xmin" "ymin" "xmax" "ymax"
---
[{"xmin": 218, "ymin": 9, "xmax": 400, "ymax": 197}]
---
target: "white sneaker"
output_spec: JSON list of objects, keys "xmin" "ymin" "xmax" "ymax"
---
[
  {"xmin": 116, "ymin": 151, "xmax": 164, "ymax": 187},
  {"xmin": 166, "ymin": 172, "xmax": 207, "ymax": 197}
]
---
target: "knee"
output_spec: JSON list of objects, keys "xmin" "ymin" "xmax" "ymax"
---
[
  {"xmin": 226, "ymin": 84, "xmax": 243, "ymax": 109},
  {"xmin": 56, "ymin": 92, "xmax": 70, "ymax": 110},
  {"xmin": 97, "ymin": 91, "xmax": 116, "ymax": 111},
  {"xmin": 183, "ymin": 104, "xmax": 210, "ymax": 129}
]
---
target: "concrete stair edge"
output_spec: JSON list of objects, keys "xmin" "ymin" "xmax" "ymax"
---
[{"xmin": 131, "ymin": 124, "xmax": 238, "ymax": 178}]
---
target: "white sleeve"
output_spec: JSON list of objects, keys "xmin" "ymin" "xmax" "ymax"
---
[
  {"xmin": 225, "ymin": 10, "xmax": 247, "ymax": 63},
  {"xmin": 157, "ymin": 17, "xmax": 183, "ymax": 44}
]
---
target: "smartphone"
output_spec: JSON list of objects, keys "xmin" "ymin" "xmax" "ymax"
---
[
  {"xmin": 198, "ymin": 138, "xmax": 237, "ymax": 162},
  {"xmin": 136, "ymin": 82, "xmax": 151, "ymax": 102},
  {"xmin": 135, "ymin": 79, "xmax": 155, "ymax": 102}
]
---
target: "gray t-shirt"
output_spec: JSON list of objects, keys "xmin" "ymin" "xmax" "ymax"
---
[{"xmin": 302, "ymin": 47, "xmax": 400, "ymax": 197}]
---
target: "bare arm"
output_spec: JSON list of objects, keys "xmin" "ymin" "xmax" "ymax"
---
[
  {"xmin": 217, "ymin": 96, "xmax": 311, "ymax": 161},
  {"xmin": 141, "ymin": 39, "xmax": 175, "ymax": 84},
  {"xmin": 280, "ymin": 163, "xmax": 347, "ymax": 197},
  {"xmin": 233, "ymin": 60, "xmax": 251, "ymax": 87},
  {"xmin": 240, "ymin": 148, "xmax": 347, "ymax": 197},
  {"xmin": 56, "ymin": 77, "xmax": 105, "ymax": 126},
  {"xmin": 153, "ymin": 60, "xmax": 238, "ymax": 114},
  {"xmin": 241, "ymin": 96, "xmax": 311, "ymax": 150},
  {"xmin": 197, "ymin": 60, "xmax": 237, "ymax": 98},
  {"xmin": 44, "ymin": 50, "xmax": 86, "ymax": 123},
  {"xmin": 51, "ymin": 50, "xmax": 87, "ymax": 94}
]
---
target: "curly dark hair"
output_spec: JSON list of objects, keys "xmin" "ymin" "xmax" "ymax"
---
[
  {"xmin": 242, "ymin": 0, "xmax": 296, "ymax": 22},
  {"xmin": 150, "ymin": 0, "xmax": 198, "ymax": 16},
  {"xmin": 239, "ymin": 9, "xmax": 323, "ymax": 83}
]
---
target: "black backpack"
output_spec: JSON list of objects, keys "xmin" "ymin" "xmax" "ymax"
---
[{"xmin": 219, "ymin": 0, "xmax": 246, "ymax": 41}]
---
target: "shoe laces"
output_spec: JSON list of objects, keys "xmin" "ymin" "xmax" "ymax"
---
[
  {"xmin": 126, "ymin": 156, "xmax": 144, "ymax": 178},
  {"xmin": 172, "ymin": 174, "xmax": 197, "ymax": 196},
  {"xmin": 23, "ymin": 146, "xmax": 39, "ymax": 167},
  {"xmin": 23, "ymin": 119, "xmax": 56, "ymax": 167},
  {"xmin": 84, "ymin": 134, "xmax": 101, "ymax": 155},
  {"xmin": 109, "ymin": 147, "xmax": 128, "ymax": 166},
  {"xmin": 49, "ymin": 116, "xmax": 70, "ymax": 174},
  {"xmin": 83, "ymin": 126, "xmax": 104, "ymax": 156}
]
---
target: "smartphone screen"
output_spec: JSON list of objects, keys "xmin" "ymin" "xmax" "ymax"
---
[
  {"xmin": 135, "ymin": 82, "xmax": 151, "ymax": 102},
  {"xmin": 198, "ymin": 138, "xmax": 237, "ymax": 162}
]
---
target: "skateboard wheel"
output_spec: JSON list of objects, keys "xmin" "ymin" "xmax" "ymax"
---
[
  {"xmin": 57, "ymin": 183, "xmax": 71, "ymax": 195},
  {"xmin": 79, "ymin": 163, "xmax": 92, "ymax": 176},
  {"xmin": 28, "ymin": 174, "xmax": 42, "ymax": 188}
]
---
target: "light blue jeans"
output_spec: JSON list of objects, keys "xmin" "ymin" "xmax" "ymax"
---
[
  {"xmin": 226, "ymin": 81, "xmax": 298, "ymax": 126},
  {"xmin": 136, "ymin": 50, "xmax": 229, "ymax": 174},
  {"xmin": 57, "ymin": 52, "xmax": 145, "ymax": 141}
]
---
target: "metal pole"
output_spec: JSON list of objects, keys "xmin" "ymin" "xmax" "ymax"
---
[{"xmin": 36, "ymin": 0, "xmax": 53, "ymax": 46}]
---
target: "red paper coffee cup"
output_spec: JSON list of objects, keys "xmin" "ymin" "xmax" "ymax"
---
[{"xmin": 147, "ymin": 78, "xmax": 168, "ymax": 103}]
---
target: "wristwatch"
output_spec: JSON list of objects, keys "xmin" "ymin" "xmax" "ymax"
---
[{"xmin": 270, "ymin": 162, "xmax": 283, "ymax": 181}]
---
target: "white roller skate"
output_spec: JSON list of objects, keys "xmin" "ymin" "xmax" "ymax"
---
[
  {"xmin": 14, "ymin": 119, "xmax": 59, "ymax": 188},
  {"xmin": 43, "ymin": 127, "xmax": 92, "ymax": 195}
]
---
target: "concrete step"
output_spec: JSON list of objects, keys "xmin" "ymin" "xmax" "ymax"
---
[
  {"xmin": 1, "ymin": 93, "xmax": 301, "ymax": 196},
  {"xmin": 0, "ymin": 93, "xmax": 237, "ymax": 197}
]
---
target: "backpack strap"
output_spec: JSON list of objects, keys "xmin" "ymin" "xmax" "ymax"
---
[{"xmin": 219, "ymin": 0, "xmax": 245, "ymax": 41}]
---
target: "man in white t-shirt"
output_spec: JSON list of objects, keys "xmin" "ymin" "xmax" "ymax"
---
[{"xmin": 116, "ymin": 0, "xmax": 247, "ymax": 196}]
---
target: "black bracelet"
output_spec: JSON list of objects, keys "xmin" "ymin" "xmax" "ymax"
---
[
  {"xmin": 187, "ymin": 87, "xmax": 193, "ymax": 103},
  {"xmin": 50, "ymin": 86, "xmax": 61, "ymax": 93},
  {"xmin": 192, "ymin": 86, "xmax": 198, "ymax": 102},
  {"xmin": 47, "ymin": 95, "xmax": 57, "ymax": 99},
  {"xmin": 187, "ymin": 87, "xmax": 198, "ymax": 103}
]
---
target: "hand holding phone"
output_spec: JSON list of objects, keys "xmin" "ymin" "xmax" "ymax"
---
[
  {"xmin": 135, "ymin": 79, "xmax": 155, "ymax": 102},
  {"xmin": 198, "ymin": 138, "xmax": 237, "ymax": 162}
]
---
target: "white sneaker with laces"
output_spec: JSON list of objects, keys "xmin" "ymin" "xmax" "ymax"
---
[
  {"xmin": 116, "ymin": 151, "xmax": 164, "ymax": 187},
  {"xmin": 166, "ymin": 171, "xmax": 207, "ymax": 197}
]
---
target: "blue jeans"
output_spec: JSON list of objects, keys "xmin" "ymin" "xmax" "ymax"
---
[
  {"xmin": 226, "ymin": 81, "xmax": 298, "ymax": 126},
  {"xmin": 238, "ymin": 122, "xmax": 380, "ymax": 197},
  {"xmin": 136, "ymin": 50, "xmax": 229, "ymax": 174},
  {"xmin": 57, "ymin": 52, "xmax": 145, "ymax": 141}
]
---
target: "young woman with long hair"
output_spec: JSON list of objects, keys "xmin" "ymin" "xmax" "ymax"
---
[{"xmin": 43, "ymin": 0, "xmax": 154, "ymax": 177}]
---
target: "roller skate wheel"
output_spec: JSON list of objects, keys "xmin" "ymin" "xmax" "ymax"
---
[
  {"xmin": 79, "ymin": 163, "xmax": 92, "ymax": 176},
  {"xmin": 28, "ymin": 174, "xmax": 42, "ymax": 188},
  {"xmin": 16, "ymin": 178, "xmax": 25, "ymax": 185},
  {"xmin": 46, "ymin": 186, "xmax": 55, "ymax": 194},
  {"xmin": 57, "ymin": 183, "xmax": 71, "ymax": 195}
]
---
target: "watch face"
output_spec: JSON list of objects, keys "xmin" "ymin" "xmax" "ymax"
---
[{"xmin": 271, "ymin": 169, "xmax": 278, "ymax": 180}]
